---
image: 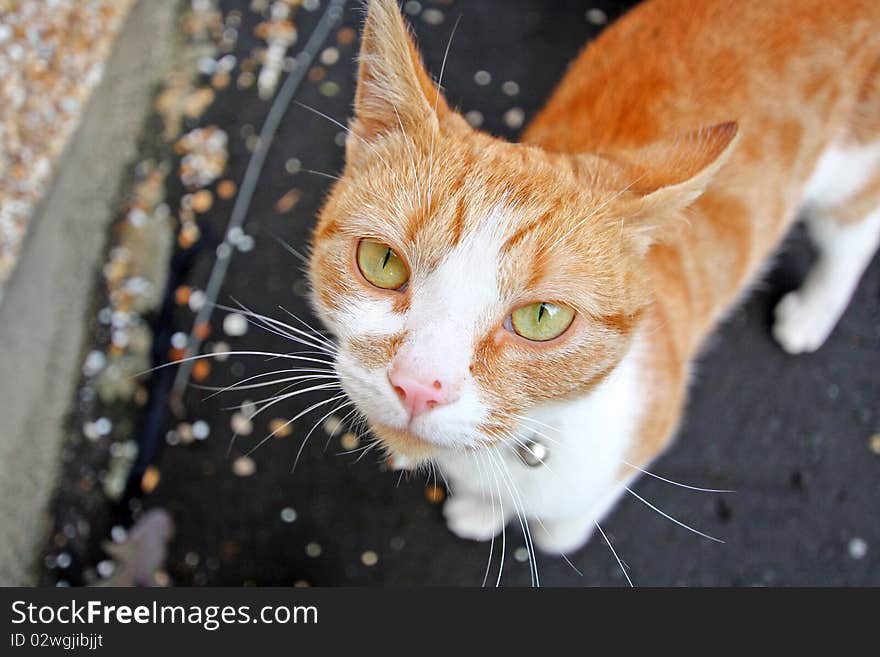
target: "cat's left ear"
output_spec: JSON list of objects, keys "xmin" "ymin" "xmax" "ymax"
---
[
  {"xmin": 614, "ymin": 122, "xmax": 740, "ymax": 253},
  {"xmin": 350, "ymin": 0, "xmax": 449, "ymax": 149}
]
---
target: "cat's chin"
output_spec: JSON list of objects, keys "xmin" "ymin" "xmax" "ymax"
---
[{"xmin": 372, "ymin": 422, "xmax": 438, "ymax": 466}]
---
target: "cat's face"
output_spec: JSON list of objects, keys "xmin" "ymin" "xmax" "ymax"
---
[{"xmin": 308, "ymin": 0, "xmax": 736, "ymax": 462}]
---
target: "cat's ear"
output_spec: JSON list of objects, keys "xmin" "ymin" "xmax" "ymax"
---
[
  {"xmin": 613, "ymin": 122, "xmax": 739, "ymax": 253},
  {"xmin": 351, "ymin": 0, "xmax": 449, "ymax": 146}
]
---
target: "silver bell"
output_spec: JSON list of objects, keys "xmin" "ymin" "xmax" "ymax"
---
[{"xmin": 516, "ymin": 438, "xmax": 549, "ymax": 468}]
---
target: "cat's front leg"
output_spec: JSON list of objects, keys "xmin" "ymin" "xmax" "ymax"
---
[
  {"xmin": 443, "ymin": 493, "xmax": 511, "ymax": 542},
  {"xmin": 530, "ymin": 483, "xmax": 627, "ymax": 554}
]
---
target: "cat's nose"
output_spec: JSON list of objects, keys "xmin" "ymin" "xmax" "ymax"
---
[{"xmin": 387, "ymin": 365, "xmax": 458, "ymax": 419}]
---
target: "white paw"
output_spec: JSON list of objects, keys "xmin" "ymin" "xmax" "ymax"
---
[
  {"xmin": 531, "ymin": 516, "xmax": 596, "ymax": 554},
  {"xmin": 772, "ymin": 291, "xmax": 837, "ymax": 354},
  {"xmin": 443, "ymin": 495, "xmax": 506, "ymax": 542}
]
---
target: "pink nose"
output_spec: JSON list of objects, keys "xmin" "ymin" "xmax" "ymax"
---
[{"xmin": 388, "ymin": 366, "xmax": 457, "ymax": 419}]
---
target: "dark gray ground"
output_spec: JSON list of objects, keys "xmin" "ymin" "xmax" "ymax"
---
[{"xmin": 52, "ymin": 0, "xmax": 880, "ymax": 587}]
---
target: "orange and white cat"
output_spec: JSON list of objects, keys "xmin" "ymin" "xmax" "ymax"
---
[{"xmin": 308, "ymin": 0, "xmax": 880, "ymax": 555}]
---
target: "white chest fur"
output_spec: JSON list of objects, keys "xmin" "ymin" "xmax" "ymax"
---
[{"xmin": 435, "ymin": 332, "xmax": 645, "ymax": 553}]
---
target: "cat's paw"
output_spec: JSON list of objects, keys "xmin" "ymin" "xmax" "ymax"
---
[
  {"xmin": 531, "ymin": 516, "xmax": 596, "ymax": 554},
  {"xmin": 443, "ymin": 495, "xmax": 506, "ymax": 542},
  {"xmin": 772, "ymin": 290, "xmax": 836, "ymax": 354}
]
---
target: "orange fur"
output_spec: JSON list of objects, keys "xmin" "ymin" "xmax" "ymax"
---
[{"xmin": 309, "ymin": 0, "xmax": 880, "ymax": 469}]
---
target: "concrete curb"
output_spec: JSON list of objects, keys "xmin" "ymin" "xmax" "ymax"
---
[{"xmin": 0, "ymin": 0, "xmax": 180, "ymax": 585}]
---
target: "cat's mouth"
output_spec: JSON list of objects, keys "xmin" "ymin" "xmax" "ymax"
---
[{"xmin": 371, "ymin": 421, "xmax": 438, "ymax": 464}]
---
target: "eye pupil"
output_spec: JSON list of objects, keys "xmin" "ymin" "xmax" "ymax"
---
[
  {"xmin": 509, "ymin": 301, "xmax": 575, "ymax": 342},
  {"xmin": 356, "ymin": 239, "xmax": 409, "ymax": 291}
]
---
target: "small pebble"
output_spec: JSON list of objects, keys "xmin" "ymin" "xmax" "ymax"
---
[
  {"xmin": 361, "ymin": 550, "xmax": 378, "ymax": 567},
  {"xmin": 82, "ymin": 351, "xmax": 106, "ymax": 377},
  {"xmin": 424, "ymin": 484, "xmax": 445, "ymax": 505},
  {"xmin": 422, "ymin": 8, "xmax": 444, "ymax": 25},
  {"xmin": 191, "ymin": 189, "xmax": 214, "ymax": 213},
  {"xmin": 285, "ymin": 158, "xmax": 302, "ymax": 174},
  {"xmin": 319, "ymin": 47, "xmax": 339, "ymax": 66},
  {"xmin": 96, "ymin": 560, "xmax": 115, "ymax": 578},
  {"xmin": 192, "ymin": 420, "xmax": 211, "ymax": 441},
  {"xmin": 465, "ymin": 110, "xmax": 484, "ymax": 128},
  {"xmin": 232, "ymin": 455, "xmax": 257, "ymax": 477},
  {"xmin": 188, "ymin": 289, "xmax": 206, "ymax": 312},
  {"xmin": 503, "ymin": 107, "xmax": 526, "ymax": 130},
  {"xmin": 171, "ymin": 331, "xmax": 189, "ymax": 349},
  {"xmin": 275, "ymin": 188, "xmax": 302, "ymax": 214},
  {"xmin": 217, "ymin": 179, "xmax": 237, "ymax": 199},
  {"xmin": 223, "ymin": 313, "xmax": 249, "ymax": 337},
  {"xmin": 141, "ymin": 466, "xmax": 161, "ymax": 493},
  {"xmin": 340, "ymin": 431, "xmax": 359, "ymax": 451},
  {"xmin": 323, "ymin": 415, "xmax": 344, "ymax": 436},
  {"xmin": 241, "ymin": 400, "xmax": 257, "ymax": 418},
  {"xmin": 586, "ymin": 8, "xmax": 608, "ymax": 25},
  {"xmin": 501, "ymin": 80, "xmax": 520, "ymax": 96},
  {"xmin": 473, "ymin": 70, "xmax": 492, "ymax": 86},
  {"xmin": 280, "ymin": 507, "xmax": 298, "ymax": 523},
  {"xmin": 95, "ymin": 417, "xmax": 112, "ymax": 437},
  {"xmin": 269, "ymin": 418, "xmax": 294, "ymax": 438},
  {"xmin": 110, "ymin": 525, "xmax": 127, "ymax": 543},
  {"xmin": 319, "ymin": 81, "xmax": 340, "ymax": 97},
  {"xmin": 849, "ymin": 537, "xmax": 868, "ymax": 560},
  {"xmin": 336, "ymin": 27, "xmax": 356, "ymax": 46},
  {"xmin": 212, "ymin": 341, "xmax": 231, "ymax": 361},
  {"xmin": 231, "ymin": 413, "xmax": 254, "ymax": 436}
]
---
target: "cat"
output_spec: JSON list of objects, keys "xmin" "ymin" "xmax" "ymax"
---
[{"xmin": 307, "ymin": 0, "xmax": 880, "ymax": 559}]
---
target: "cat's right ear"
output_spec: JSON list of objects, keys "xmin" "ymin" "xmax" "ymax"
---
[{"xmin": 351, "ymin": 0, "xmax": 449, "ymax": 149}]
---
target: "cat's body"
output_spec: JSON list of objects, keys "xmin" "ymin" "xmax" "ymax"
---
[{"xmin": 309, "ymin": 0, "xmax": 880, "ymax": 557}]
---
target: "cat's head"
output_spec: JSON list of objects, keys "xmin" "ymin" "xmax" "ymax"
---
[{"xmin": 308, "ymin": 0, "xmax": 737, "ymax": 462}]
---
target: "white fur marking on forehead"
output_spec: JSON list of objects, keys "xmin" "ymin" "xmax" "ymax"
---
[
  {"xmin": 414, "ymin": 206, "xmax": 508, "ymax": 325},
  {"xmin": 400, "ymin": 206, "xmax": 509, "ymax": 377}
]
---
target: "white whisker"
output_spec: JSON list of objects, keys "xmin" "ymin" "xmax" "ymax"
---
[{"xmin": 625, "ymin": 487, "xmax": 723, "ymax": 543}]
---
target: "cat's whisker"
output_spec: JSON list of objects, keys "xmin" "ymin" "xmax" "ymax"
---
[
  {"xmin": 488, "ymin": 447, "xmax": 540, "ymax": 587},
  {"xmin": 137, "ymin": 351, "xmax": 336, "ymax": 377},
  {"xmin": 625, "ymin": 487, "xmax": 723, "ymax": 543},
  {"xmin": 302, "ymin": 168, "xmax": 343, "ymax": 182},
  {"xmin": 276, "ymin": 306, "xmax": 339, "ymax": 351},
  {"xmin": 222, "ymin": 381, "xmax": 342, "ymax": 413},
  {"xmin": 512, "ymin": 414, "xmax": 729, "ymax": 496},
  {"xmin": 483, "ymin": 448, "xmax": 508, "ymax": 587},
  {"xmin": 271, "ymin": 233, "xmax": 310, "ymax": 265},
  {"xmin": 324, "ymin": 406, "xmax": 360, "ymax": 451},
  {"xmin": 470, "ymin": 450, "xmax": 497, "ymax": 588},
  {"xmin": 197, "ymin": 372, "xmax": 340, "ymax": 400},
  {"xmin": 595, "ymin": 521, "xmax": 633, "ymax": 587},
  {"xmin": 245, "ymin": 392, "xmax": 349, "ymax": 459},
  {"xmin": 621, "ymin": 461, "xmax": 734, "ymax": 494},
  {"xmin": 292, "ymin": 398, "xmax": 355, "ymax": 473},
  {"xmin": 427, "ymin": 14, "xmax": 461, "ymax": 208},
  {"xmin": 225, "ymin": 299, "xmax": 338, "ymax": 354},
  {"xmin": 294, "ymin": 101, "xmax": 403, "ymax": 186}
]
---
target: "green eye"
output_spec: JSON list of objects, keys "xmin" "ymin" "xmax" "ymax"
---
[
  {"xmin": 356, "ymin": 239, "xmax": 409, "ymax": 290},
  {"xmin": 510, "ymin": 302, "xmax": 575, "ymax": 342}
]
